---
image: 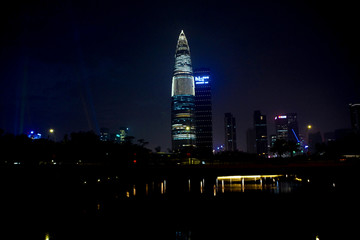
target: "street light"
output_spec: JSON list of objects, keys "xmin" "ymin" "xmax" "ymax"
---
[
  {"xmin": 48, "ymin": 129, "xmax": 56, "ymax": 141},
  {"xmin": 307, "ymin": 125, "xmax": 312, "ymax": 129}
]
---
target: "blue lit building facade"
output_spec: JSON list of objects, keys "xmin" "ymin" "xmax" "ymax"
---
[
  {"xmin": 194, "ymin": 68, "xmax": 213, "ymax": 152},
  {"xmin": 28, "ymin": 131, "xmax": 42, "ymax": 140},
  {"xmin": 171, "ymin": 30, "xmax": 196, "ymax": 151}
]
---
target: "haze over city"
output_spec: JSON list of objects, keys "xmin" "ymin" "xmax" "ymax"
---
[{"xmin": 1, "ymin": 0, "xmax": 359, "ymax": 151}]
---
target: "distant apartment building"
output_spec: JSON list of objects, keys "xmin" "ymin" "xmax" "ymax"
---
[
  {"xmin": 224, "ymin": 113, "xmax": 237, "ymax": 151},
  {"xmin": 254, "ymin": 111, "xmax": 268, "ymax": 155}
]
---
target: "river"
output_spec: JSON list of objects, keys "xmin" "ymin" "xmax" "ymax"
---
[{"xmin": 1, "ymin": 164, "xmax": 358, "ymax": 239}]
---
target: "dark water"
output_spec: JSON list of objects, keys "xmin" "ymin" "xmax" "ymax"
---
[{"xmin": 1, "ymin": 165, "xmax": 358, "ymax": 239}]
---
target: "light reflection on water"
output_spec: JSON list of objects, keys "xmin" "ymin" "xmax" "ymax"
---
[
  {"xmin": 35, "ymin": 172, "xmax": 351, "ymax": 240},
  {"xmin": 86, "ymin": 174, "xmax": 304, "ymax": 201}
]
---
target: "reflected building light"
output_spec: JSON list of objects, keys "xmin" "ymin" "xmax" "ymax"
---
[
  {"xmin": 146, "ymin": 184, "xmax": 149, "ymax": 196},
  {"xmin": 213, "ymin": 184, "xmax": 217, "ymax": 196},
  {"xmin": 200, "ymin": 178, "xmax": 205, "ymax": 194},
  {"xmin": 242, "ymin": 178, "xmax": 245, "ymax": 192},
  {"xmin": 161, "ymin": 182, "xmax": 164, "ymax": 194},
  {"xmin": 275, "ymin": 181, "xmax": 280, "ymax": 194},
  {"xmin": 188, "ymin": 179, "xmax": 191, "ymax": 192},
  {"xmin": 133, "ymin": 185, "xmax": 136, "ymax": 196},
  {"xmin": 45, "ymin": 232, "xmax": 50, "ymax": 240}
]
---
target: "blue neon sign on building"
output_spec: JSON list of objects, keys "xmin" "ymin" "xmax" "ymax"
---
[{"xmin": 195, "ymin": 75, "xmax": 209, "ymax": 85}]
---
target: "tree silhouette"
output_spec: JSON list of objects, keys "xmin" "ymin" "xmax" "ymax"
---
[
  {"xmin": 137, "ymin": 138, "xmax": 149, "ymax": 147},
  {"xmin": 270, "ymin": 139, "xmax": 299, "ymax": 158}
]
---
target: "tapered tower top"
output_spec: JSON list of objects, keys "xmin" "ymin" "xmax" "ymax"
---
[
  {"xmin": 171, "ymin": 30, "xmax": 194, "ymax": 96},
  {"xmin": 175, "ymin": 30, "xmax": 191, "ymax": 57}
]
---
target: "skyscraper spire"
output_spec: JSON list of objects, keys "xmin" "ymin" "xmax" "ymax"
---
[
  {"xmin": 175, "ymin": 30, "xmax": 191, "ymax": 57},
  {"xmin": 171, "ymin": 30, "xmax": 195, "ymax": 97},
  {"xmin": 171, "ymin": 30, "xmax": 196, "ymax": 151}
]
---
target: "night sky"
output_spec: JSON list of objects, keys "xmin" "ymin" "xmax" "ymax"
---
[{"xmin": 1, "ymin": 0, "xmax": 359, "ymax": 151}]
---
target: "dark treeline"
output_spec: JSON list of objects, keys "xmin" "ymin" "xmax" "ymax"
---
[
  {"xmin": 314, "ymin": 132, "xmax": 360, "ymax": 159},
  {"xmin": 0, "ymin": 129, "xmax": 151, "ymax": 167},
  {"xmin": 1, "ymin": 129, "xmax": 359, "ymax": 167},
  {"xmin": 268, "ymin": 133, "xmax": 360, "ymax": 161}
]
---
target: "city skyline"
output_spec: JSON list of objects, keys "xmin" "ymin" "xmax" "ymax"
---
[{"xmin": 1, "ymin": 0, "xmax": 359, "ymax": 151}]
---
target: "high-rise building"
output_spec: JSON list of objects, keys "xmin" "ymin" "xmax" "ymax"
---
[
  {"xmin": 194, "ymin": 68, "xmax": 213, "ymax": 152},
  {"xmin": 324, "ymin": 132, "xmax": 335, "ymax": 143},
  {"xmin": 308, "ymin": 131, "xmax": 322, "ymax": 153},
  {"xmin": 114, "ymin": 127, "xmax": 129, "ymax": 143},
  {"xmin": 275, "ymin": 115, "xmax": 288, "ymax": 141},
  {"xmin": 100, "ymin": 127, "xmax": 129, "ymax": 143},
  {"xmin": 100, "ymin": 128, "xmax": 110, "ymax": 141},
  {"xmin": 287, "ymin": 113, "xmax": 299, "ymax": 143},
  {"xmin": 224, "ymin": 113, "xmax": 237, "ymax": 151},
  {"xmin": 270, "ymin": 134, "xmax": 277, "ymax": 148},
  {"xmin": 274, "ymin": 113, "xmax": 300, "ymax": 143},
  {"xmin": 171, "ymin": 30, "xmax": 196, "ymax": 151},
  {"xmin": 246, "ymin": 128, "xmax": 256, "ymax": 153},
  {"xmin": 350, "ymin": 103, "xmax": 360, "ymax": 133},
  {"xmin": 254, "ymin": 111, "xmax": 268, "ymax": 155}
]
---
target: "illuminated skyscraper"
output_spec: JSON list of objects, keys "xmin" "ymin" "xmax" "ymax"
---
[
  {"xmin": 171, "ymin": 30, "xmax": 196, "ymax": 151},
  {"xmin": 194, "ymin": 68, "xmax": 213, "ymax": 152},
  {"xmin": 274, "ymin": 113, "xmax": 299, "ymax": 143}
]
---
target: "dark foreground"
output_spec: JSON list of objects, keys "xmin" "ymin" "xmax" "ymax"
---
[{"xmin": 1, "ymin": 161, "xmax": 359, "ymax": 240}]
